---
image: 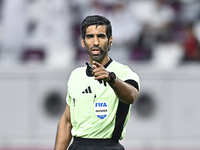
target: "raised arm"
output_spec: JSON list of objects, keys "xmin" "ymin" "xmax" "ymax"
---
[
  {"xmin": 54, "ymin": 105, "xmax": 72, "ymax": 150},
  {"xmin": 108, "ymin": 78, "xmax": 138, "ymax": 104},
  {"xmin": 92, "ymin": 61, "xmax": 139, "ymax": 104}
]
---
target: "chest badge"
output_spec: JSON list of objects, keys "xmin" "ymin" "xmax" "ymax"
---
[{"xmin": 94, "ymin": 102, "xmax": 108, "ymax": 119}]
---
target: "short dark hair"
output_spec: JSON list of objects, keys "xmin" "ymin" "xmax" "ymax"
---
[{"xmin": 81, "ymin": 15, "xmax": 112, "ymax": 40}]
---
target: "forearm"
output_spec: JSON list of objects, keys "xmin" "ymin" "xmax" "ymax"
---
[
  {"xmin": 91, "ymin": 61, "xmax": 139, "ymax": 104},
  {"xmin": 109, "ymin": 78, "xmax": 138, "ymax": 104},
  {"xmin": 54, "ymin": 106, "xmax": 72, "ymax": 150}
]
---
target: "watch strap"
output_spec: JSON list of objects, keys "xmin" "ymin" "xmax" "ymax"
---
[{"xmin": 107, "ymin": 72, "xmax": 116, "ymax": 83}]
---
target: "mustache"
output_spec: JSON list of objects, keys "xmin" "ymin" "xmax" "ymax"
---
[
  {"xmin": 90, "ymin": 46, "xmax": 107, "ymax": 52},
  {"xmin": 90, "ymin": 46, "xmax": 102, "ymax": 51}
]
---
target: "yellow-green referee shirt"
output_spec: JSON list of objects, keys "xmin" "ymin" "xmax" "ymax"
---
[{"xmin": 66, "ymin": 59, "xmax": 140, "ymax": 140}]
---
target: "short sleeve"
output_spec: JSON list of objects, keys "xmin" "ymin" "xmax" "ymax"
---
[
  {"xmin": 66, "ymin": 78, "xmax": 72, "ymax": 106},
  {"xmin": 66, "ymin": 92, "xmax": 71, "ymax": 106},
  {"xmin": 117, "ymin": 67, "xmax": 140, "ymax": 92}
]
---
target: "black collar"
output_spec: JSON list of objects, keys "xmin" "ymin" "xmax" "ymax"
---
[{"xmin": 86, "ymin": 58, "xmax": 113, "ymax": 77}]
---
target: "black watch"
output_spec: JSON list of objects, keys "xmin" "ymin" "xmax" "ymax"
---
[{"xmin": 108, "ymin": 72, "xmax": 116, "ymax": 83}]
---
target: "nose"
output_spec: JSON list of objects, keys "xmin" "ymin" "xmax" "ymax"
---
[{"xmin": 93, "ymin": 36, "xmax": 99, "ymax": 46}]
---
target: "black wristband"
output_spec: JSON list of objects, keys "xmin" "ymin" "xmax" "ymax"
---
[{"xmin": 107, "ymin": 72, "xmax": 116, "ymax": 83}]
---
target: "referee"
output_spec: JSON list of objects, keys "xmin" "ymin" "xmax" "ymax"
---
[{"xmin": 54, "ymin": 15, "xmax": 140, "ymax": 150}]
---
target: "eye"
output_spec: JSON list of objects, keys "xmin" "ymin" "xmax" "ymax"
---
[
  {"xmin": 98, "ymin": 34, "xmax": 106, "ymax": 38},
  {"xmin": 86, "ymin": 34, "xmax": 94, "ymax": 39}
]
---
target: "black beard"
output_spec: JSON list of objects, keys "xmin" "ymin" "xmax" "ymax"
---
[{"xmin": 87, "ymin": 46, "xmax": 108, "ymax": 61}]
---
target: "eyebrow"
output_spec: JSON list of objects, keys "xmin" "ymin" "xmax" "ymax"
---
[
  {"xmin": 97, "ymin": 33, "xmax": 106, "ymax": 37},
  {"xmin": 85, "ymin": 33, "xmax": 106, "ymax": 37}
]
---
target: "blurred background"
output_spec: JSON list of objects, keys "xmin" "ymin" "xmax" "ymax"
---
[{"xmin": 0, "ymin": 0, "xmax": 200, "ymax": 149}]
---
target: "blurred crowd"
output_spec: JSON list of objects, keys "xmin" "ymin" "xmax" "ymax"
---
[
  {"xmin": 71, "ymin": 0, "xmax": 200, "ymax": 68},
  {"xmin": 0, "ymin": 0, "xmax": 200, "ymax": 68}
]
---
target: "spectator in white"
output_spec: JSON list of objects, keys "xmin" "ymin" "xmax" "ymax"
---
[
  {"xmin": 129, "ymin": 0, "xmax": 175, "ymax": 48},
  {"xmin": 179, "ymin": 0, "xmax": 200, "ymax": 24},
  {"xmin": 106, "ymin": 1, "xmax": 142, "ymax": 62}
]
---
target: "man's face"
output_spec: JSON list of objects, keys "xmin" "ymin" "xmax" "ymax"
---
[{"xmin": 81, "ymin": 25, "xmax": 112, "ymax": 62}]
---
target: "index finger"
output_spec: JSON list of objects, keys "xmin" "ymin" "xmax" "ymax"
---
[{"xmin": 92, "ymin": 61, "xmax": 102, "ymax": 68}]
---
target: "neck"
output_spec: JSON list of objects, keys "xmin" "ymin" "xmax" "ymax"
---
[{"xmin": 90, "ymin": 56, "xmax": 110, "ymax": 66}]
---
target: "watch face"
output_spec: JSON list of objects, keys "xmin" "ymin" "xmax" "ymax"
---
[
  {"xmin": 110, "ymin": 72, "xmax": 116, "ymax": 79},
  {"xmin": 109, "ymin": 72, "xmax": 116, "ymax": 82}
]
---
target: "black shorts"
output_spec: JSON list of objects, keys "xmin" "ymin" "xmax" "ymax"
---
[{"xmin": 68, "ymin": 137, "xmax": 125, "ymax": 150}]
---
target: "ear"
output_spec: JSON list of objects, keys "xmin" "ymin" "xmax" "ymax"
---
[
  {"xmin": 108, "ymin": 37, "xmax": 113, "ymax": 47},
  {"xmin": 81, "ymin": 38, "xmax": 85, "ymax": 47}
]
